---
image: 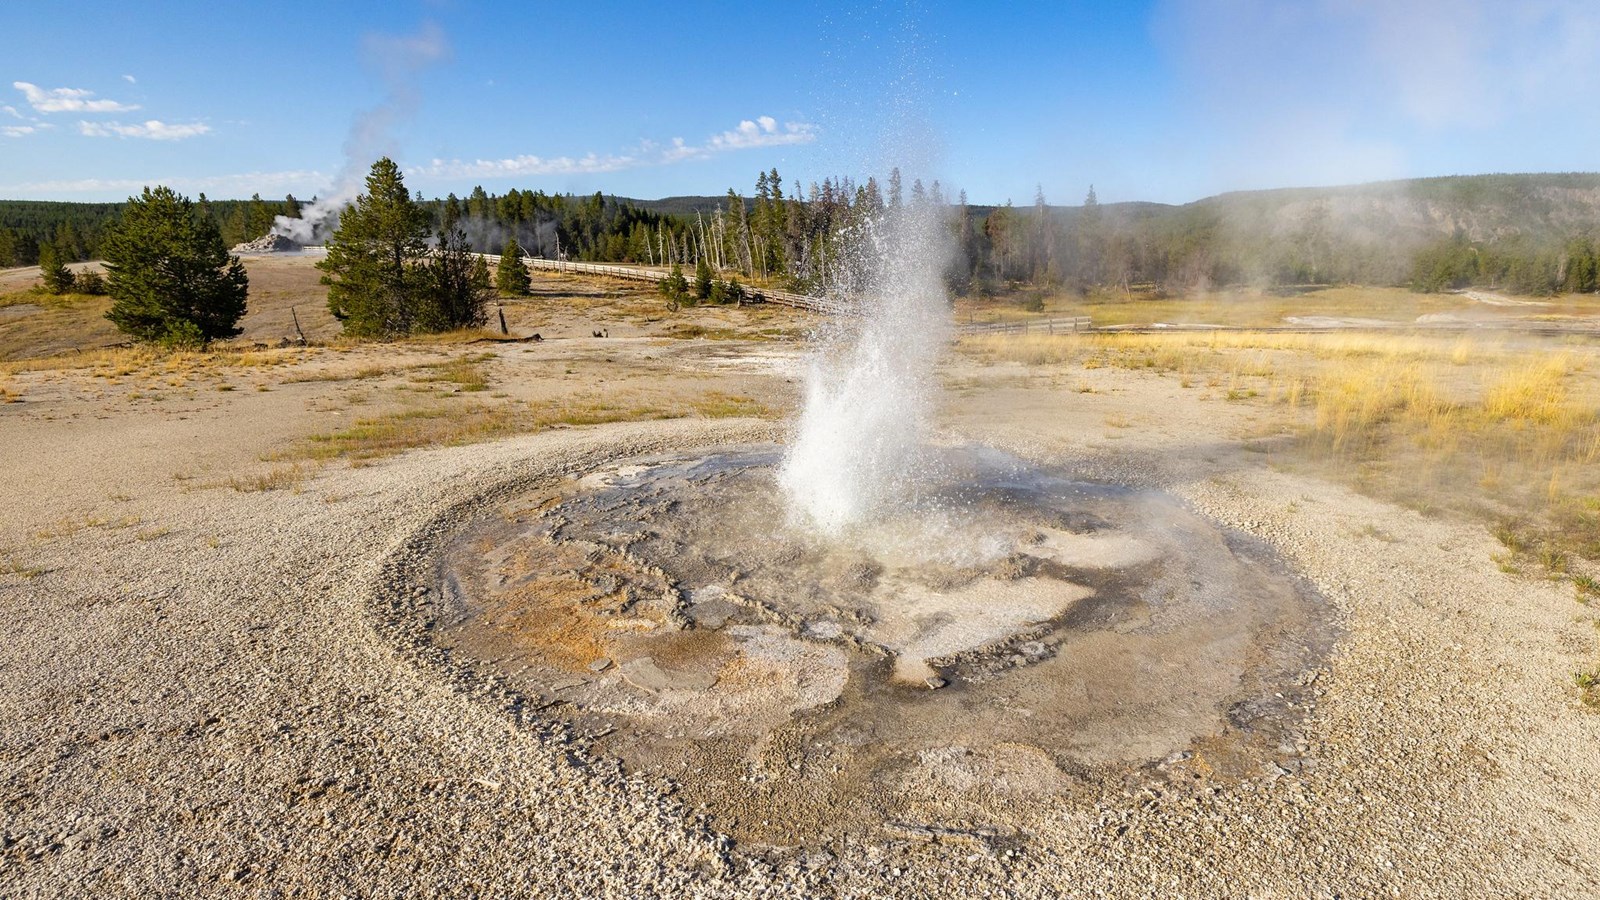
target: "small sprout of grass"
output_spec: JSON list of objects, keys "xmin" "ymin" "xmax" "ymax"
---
[
  {"xmin": 136, "ymin": 526, "xmax": 171, "ymax": 542},
  {"xmin": 1574, "ymin": 574, "xmax": 1599, "ymax": 602},
  {"xmin": 1358, "ymin": 524, "xmax": 1399, "ymax": 543},
  {"xmin": 1575, "ymin": 668, "xmax": 1600, "ymax": 707},
  {"xmin": 0, "ymin": 555, "xmax": 45, "ymax": 579},
  {"xmin": 1494, "ymin": 522, "xmax": 1528, "ymax": 554}
]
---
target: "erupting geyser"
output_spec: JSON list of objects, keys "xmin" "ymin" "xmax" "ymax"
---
[
  {"xmin": 431, "ymin": 173, "xmax": 1333, "ymax": 848},
  {"xmin": 779, "ymin": 200, "xmax": 953, "ymax": 536}
]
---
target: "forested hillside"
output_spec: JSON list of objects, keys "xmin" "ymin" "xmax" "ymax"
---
[
  {"xmin": 6, "ymin": 172, "xmax": 1600, "ymax": 297},
  {"xmin": 0, "ymin": 195, "xmax": 301, "ymax": 266}
]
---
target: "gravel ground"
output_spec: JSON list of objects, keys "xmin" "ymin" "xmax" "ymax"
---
[{"xmin": 2, "ymin": 355, "xmax": 1597, "ymax": 897}]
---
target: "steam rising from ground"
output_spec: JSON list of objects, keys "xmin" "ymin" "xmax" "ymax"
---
[
  {"xmin": 270, "ymin": 22, "xmax": 450, "ymax": 244},
  {"xmin": 779, "ymin": 200, "xmax": 954, "ymax": 536}
]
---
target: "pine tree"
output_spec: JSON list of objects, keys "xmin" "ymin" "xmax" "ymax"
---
[
  {"xmin": 54, "ymin": 221, "xmax": 85, "ymax": 262},
  {"xmin": 467, "ymin": 185, "xmax": 490, "ymax": 220},
  {"xmin": 420, "ymin": 205, "xmax": 492, "ymax": 332},
  {"xmin": 319, "ymin": 158, "xmax": 432, "ymax": 338},
  {"xmin": 1076, "ymin": 185, "xmax": 1104, "ymax": 286},
  {"xmin": 694, "ymin": 255, "xmax": 714, "ymax": 299},
  {"xmin": 658, "ymin": 263, "xmax": 690, "ymax": 308},
  {"xmin": 495, "ymin": 237, "xmax": 532, "ymax": 296},
  {"xmin": 37, "ymin": 240, "xmax": 73, "ymax": 294},
  {"xmin": 245, "ymin": 193, "xmax": 275, "ymax": 239},
  {"xmin": 103, "ymin": 186, "xmax": 248, "ymax": 347}
]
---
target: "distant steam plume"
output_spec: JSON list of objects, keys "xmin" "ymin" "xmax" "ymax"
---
[{"xmin": 271, "ymin": 22, "xmax": 450, "ymax": 244}]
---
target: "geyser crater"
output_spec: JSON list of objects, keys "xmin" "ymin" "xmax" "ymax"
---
[{"xmin": 435, "ymin": 445, "xmax": 1334, "ymax": 845}]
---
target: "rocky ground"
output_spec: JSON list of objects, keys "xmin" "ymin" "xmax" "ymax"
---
[{"xmin": 1, "ymin": 277, "xmax": 1597, "ymax": 897}]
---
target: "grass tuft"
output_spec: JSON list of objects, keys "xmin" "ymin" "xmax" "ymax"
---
[
  {"xmin": 0, "ymin": 554, "xmax": 45, "ymax": 579},
  {"xmin": 1573, "ymin": 573, "xmax": 1599, "ymax": 602},
  {"xmin": 410, "ymin": 354, "xmax": 493, "ymax": 392},
  {"xmin": 1576, "ymin": 668, "xmax": 1600, "ymax": 708},
  {"xmin": 225, "ymin": 465, "xmax": 309, "ymax": 492}
]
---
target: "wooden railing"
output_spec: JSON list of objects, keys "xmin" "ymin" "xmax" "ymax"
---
[{"xmin": 961, "ymin": 316, "xmax": 1093, "ymax": 335}]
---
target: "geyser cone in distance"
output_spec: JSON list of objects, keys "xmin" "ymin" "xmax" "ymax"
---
[{"xmin": 779, "ymin": 200, "xmax": 954, "ymax": 535}]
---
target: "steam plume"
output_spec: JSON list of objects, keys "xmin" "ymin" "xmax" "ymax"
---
[{"xmin": 271, "ymin": 22, "xmax": 451, "ymax": 244}]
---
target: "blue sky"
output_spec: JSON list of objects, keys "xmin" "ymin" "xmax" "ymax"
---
[{"xmin": 3, "ymin": 1, "xmax": 1598, "ymax": 206}]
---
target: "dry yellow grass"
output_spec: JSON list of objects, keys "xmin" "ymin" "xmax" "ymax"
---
[
  {"xmin": 0, "ymin": 344, "xmax": 307, "ymax": 377},
  {"xmin": 401, "ymin": 327, "xmax": 530, "ymax": 345},
  {"xmin": 955, "ymin": 283, "xmax": 1600, "ymax": 331},
  {"xmin": 225, "ymin": 465, "xmax": 310, "ymax": 493},
  {"xmin": 286, "ymin": 388, "xmax": 775, "ymax": 463},
  {"xmin": 969, "ymin": 328, "xmax": 1600, "ymax": 573},
  {"xmin": 1481, "ymin": 354, "xmax": 1585, "ymax": 426},
  {"xmin": 0, "ymin": 553, "xmax": 45, "ymax": 579},
  {"xmin": 35, "ymin": 514, "xmax": 142, "ymax": 540},
  {"xmin": 409, "ymin": 354, "xmax": 494, "ymax": 391},
  {"xmin": 691, "ymin": 390, "xmax": 775, "ymax": 419},
  {"xmin": 965, "ymin": 330, "xmax": 1515, "ymax": 369}
]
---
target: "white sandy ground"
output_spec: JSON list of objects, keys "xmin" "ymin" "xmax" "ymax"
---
[{"xmin": 0, "ymin": 341, "xmax": 1597, "ymax": 898}]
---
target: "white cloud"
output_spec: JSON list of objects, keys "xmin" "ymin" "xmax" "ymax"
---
[
  {"xmin": 413, "ymin": 115, "xmax": 818, "ymax": 181},
  {"xmin": 704, "ymin": 116, "xmax": 815, "ymax": 153},
  {"xmin": 0, "ymin": 169, "xmax": 329, "ymax": 196},
  {"xmin": 122, "ymin": 74, "xmax": 137, "ymax": 84},
  {"xmin": 78, "ymin": 119, "xmax": 211, "ymax": 140},
  {"xmin": 14, "ymin": 81, "xmax": 140, "ymax": 113},
  {"xmin": 1, "ymin": 105, "xmax": 22, "ymax": 119},
  {"xmin": 3, "ymin": 124, "xmax": 45, "ymax": 137}
]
